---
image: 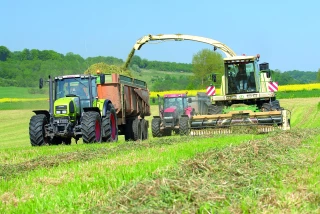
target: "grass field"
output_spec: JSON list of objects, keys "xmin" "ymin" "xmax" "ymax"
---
[{"xmin": 0, "ymin": 97, "xmax": 319, "ymax": 213}]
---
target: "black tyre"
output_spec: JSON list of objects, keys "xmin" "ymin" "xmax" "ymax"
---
[
  {"xmin": 208, "ymin": 105, "xmax": 223, "ymax": 114},
  {"xmin": 81, "ymin": 111, "xmax": 102, "ymax": 143},
  {"xmin": 29, "ymin": 114, "xmax": 49, "ymax": 146},
  {"xmin": 132, "ymin": 117, "xmax": 142, "ymax": 141},
  {"xmin": 179, "ymin": 117, "xmax": 190, "ymax": 136},
  {"xmin": 151, "ymin": 118, "xmax": 162, "ymax": 137},
  {"xmin": 102, "ymin": 103, "xmax": 118, "ymax": 142},
  {"xmin": 124, "ymin": 119, "xmax": 133, "ymax": 141},
  {"xmin": 141, "ymin": 119, "xmax": 148, "ymax": 140}
]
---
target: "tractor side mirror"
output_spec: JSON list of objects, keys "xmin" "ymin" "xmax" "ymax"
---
[
  {"xmin": 39, "ymin": 78, "xmax": 43, "ymax": 89},
  {"xmin": 188, "ymin": 97, "xmax": 192, "ymax": 103},
  {"xmin": 100, "ymin": 74, "xmax": 105, "ymax": 84}
]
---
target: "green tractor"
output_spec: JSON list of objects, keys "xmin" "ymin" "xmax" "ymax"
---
[{"xmin": 29, "ymin": 74, "xmax": 118, "ymax": 146}]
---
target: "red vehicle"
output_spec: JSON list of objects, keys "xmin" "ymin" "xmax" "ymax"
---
[{"xmin": 151, "ymin": 93, "xmax": 192, "ymax": 137}]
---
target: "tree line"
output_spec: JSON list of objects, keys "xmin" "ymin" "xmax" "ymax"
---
[{"xmin": 0, "ymin": 45, "xmax": 319, "ymax": 90}]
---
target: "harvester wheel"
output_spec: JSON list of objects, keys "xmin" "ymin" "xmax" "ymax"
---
[
  {"xmin": 179, "ymin": 117, "xmax": 190, "ymax": 136},
  {"xmin": 151, "ymin": 118, "xmax": 162, "ymax": 137},
  {"xmin": 81, "ymin": 111, "xmax": 102, "ymax": 143},
  {"xmin": 29, "ymin": 114, "xmax": 49, "ymax": 146},
  {"xmin": 141, "ymin": 119, "xmax": 149, "ymax": 140},
  {"xmin": 102, "ymin": 103, "xmax": 118, "ymax": 142},
  {"xmin": 208, "ymin": 105, "xmax": 223, "ymax": 114},
  {"xmin": 132, "ymin": 117, "xmax": 142, "ymax": 141}
]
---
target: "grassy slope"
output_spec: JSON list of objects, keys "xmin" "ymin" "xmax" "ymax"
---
[{"xmin": 0, "ymin": 98, "xmax": 319, "ymax": 213}]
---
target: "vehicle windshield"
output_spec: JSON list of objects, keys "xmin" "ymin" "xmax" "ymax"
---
[
  {"xmin": 163, "ymin": 97, "xmax": 187, "ymax": 113},
  {"xmin": 225, "ymin": 61, "xmax": 257, "ymax": 94},
  {"xmin": 55, "ymin": 77, "xmax": 95, "ymax": 99}
]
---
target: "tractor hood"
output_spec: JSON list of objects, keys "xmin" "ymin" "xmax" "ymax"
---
[
  {"xmin": 54, "ymin": 97, "xmax": 80, "ymax": 119},
  {"xmin": 164, "ymin": 106, "xmax": 177, "ymax": 113}
]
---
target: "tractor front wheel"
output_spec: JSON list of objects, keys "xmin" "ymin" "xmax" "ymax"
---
[
  {"xmin": 152, "ymin": 118, "xmax": 162, "ymax": 137},
  {"xmin": 29, "ymin": 114, "xmax": 49, "ymax": 146},
  {"xmin": 81, "ymin": 111, "xmax": 102, "ymax": 143},
  {"xmin": 179, "ymin": 117, "xmax": 190, "ymax": 136}
]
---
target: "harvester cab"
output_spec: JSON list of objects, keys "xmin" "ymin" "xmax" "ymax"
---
[
  {"xmin": 29, "ymin": 74, "xmax": 118, "ymax": 146},
  {"xmin": 151, "ymin": 94, "xmax": 192, "ymax": 137}
]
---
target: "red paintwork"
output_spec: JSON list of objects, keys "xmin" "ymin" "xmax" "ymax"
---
[
  {"xmin": 184, "ymin": 107, "xmax": 193, "ymax": 118},
  {"xmin": 164, "ymin": 107, "xmax": 177, "ymax": 113}
]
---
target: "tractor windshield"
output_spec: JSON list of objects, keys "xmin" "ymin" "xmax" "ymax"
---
[
  {"xmin": 55, "ymin": 77, "xmax": 96, "ymax": 99},
  {"xmin": 225, "ymin": 61, "xmax": 257, "ymax": 94},
  {"xmin": 163, "ymin": 97, "xmax": 187, "ymax": 114}
]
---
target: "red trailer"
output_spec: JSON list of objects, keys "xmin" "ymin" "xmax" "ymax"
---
[{"xmin": 97, "ymin": 73, "xmax": 150, "ymax": 141}]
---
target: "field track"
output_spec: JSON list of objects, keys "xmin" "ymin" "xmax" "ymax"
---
[{"xmin": 0, "ymin": 98, "xmax": 319, "ymax": 213}]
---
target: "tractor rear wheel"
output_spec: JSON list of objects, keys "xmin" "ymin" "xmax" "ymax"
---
[
  {"xmin": 102, "ymin": 103, "xmax": 118, "ymax": 142},
  {"xmin": 152, "ymin": 118, "xmax": 162, "ymax": 137},
  {"xmin": 179, "ymin": 117, "xmax": 190, "ymax": 136},
  {"xmin": 132, "ymin": 117, "xmax": 142, "ymax": 141},
  {"xmin": 208, "ymin": 105, "xmax": 223, "ymax": 114},
  {"xmin": 29, "ymin": 114, "xmax": 49, "ymax": 146},
  {"xmin": 141, "ymin": 119, "xmax": 148, "ymax": 140},
  {"xmin": 81, "ymin": 111, "xmax": 102, "ymax": 143}
]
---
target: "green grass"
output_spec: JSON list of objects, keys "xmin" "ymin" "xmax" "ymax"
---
[
  {"xmin": 0, "ymin": 98, "xmax": 319, "ymax": 213},
  {"xmin": 277, "ymin": 89, "xmax": 320, "ymax": 99},
  {"xmin": 0, "ymin": 87, "xmax": 48, "ymax": 99}
]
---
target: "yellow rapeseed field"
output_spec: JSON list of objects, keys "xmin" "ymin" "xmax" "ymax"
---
[
  {"xmin": 0, "ymin": 98, "xmax": 48, "ymax": 103},
  {"xmin": 150, "ymin": 83, "xmax": 320, "ymax": 98}
]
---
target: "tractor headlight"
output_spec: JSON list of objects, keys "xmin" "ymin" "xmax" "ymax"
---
[{"xmin": 56, "ymin": 105, "xmax": 67, "ymax": 114}]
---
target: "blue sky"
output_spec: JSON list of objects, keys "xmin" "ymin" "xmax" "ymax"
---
[{"xmin": 2, "ymin": 0, "xmax": 319, "ymax": 71}]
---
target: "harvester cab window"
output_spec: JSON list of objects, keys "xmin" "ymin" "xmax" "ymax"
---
[{"xmin": 226, "ymin": 62, "xmax": 257, "ymax": 94}]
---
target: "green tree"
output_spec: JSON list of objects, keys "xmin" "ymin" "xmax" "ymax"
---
[
  {"xmin": 0, "ymin": 46, "xmax": 11, "ymax": 61},
  {"xmin": 192, "ymin": 49, "xmax": 224, "ymax": 87},
  {"xmin": 317, "ymin": 68, "xmax": 320, "ymax": 82}
]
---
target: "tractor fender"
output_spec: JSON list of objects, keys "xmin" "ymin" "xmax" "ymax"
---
[
  {"xmin": 83, "ymin": 107, "xmax": 101, "ymax": 115},
  {"xmin": 101, "ymin": 99, "xmax": 113, "ymax": 117},
  {"xmin": 32, "ymin": 110, "xmax": 50, "ymax": 121}
]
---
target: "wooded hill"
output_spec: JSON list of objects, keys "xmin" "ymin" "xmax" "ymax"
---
[{"xmin": 0, "ymin": 46, "xmax": 318, "ymax": 91}]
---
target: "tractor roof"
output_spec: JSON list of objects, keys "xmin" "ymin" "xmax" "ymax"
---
[
  {"xmin": 54, "ymin": 74, "xmax": 96, "ymax": 80},
  {"xmin": 164, "ymin": 94, "xmax": 187, "ymax": 98}
]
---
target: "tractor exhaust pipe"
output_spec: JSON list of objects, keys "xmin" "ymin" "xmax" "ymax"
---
[{"xmin": 48, "ymin": 75, "xmax": 54, "ymax": 118}]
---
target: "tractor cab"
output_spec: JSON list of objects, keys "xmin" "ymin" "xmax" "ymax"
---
[
  {"xmin": 224, "ymin": 56, "xmax": 259, "ymax": 95},
  {"xmin": 163, "ymin": 94, "xmax": 188, "ymax": 116},
  {"xmin": 55, "ymin": 75, "xmax": 97, "ymax": 115}
]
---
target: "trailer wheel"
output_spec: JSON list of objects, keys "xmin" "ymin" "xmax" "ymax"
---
[
  {"xmin": 124, "ymin": 119, "xmax": 133, "ymax": 141},
  {"xmin": 208, "ymin": 105, "xmax": 223, "ymax": 114},
  {"xmin": 132, "ymin": 117, "xmax": 142, "ymax": 141},
  {"xmin": 179, "ymin": 117, "xmax": 190, "ymax": 136},
  {"xmin": 29, "ymin": 114, "xmax": 49, "ymax": 146},
  {"xmin": 151, "ymin": 118, "xmax": 162, "ymax": 137},
  {"xmin": 102, "ymin": 103, "xmax": 118, "ymax": 142},
  {"xmin": 141, "ymin": 119, "xmax": 148, "ymax": 140},
  {"xmin": 81, "ymin": 111, "xmax": 102, "ymax": 143}
]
